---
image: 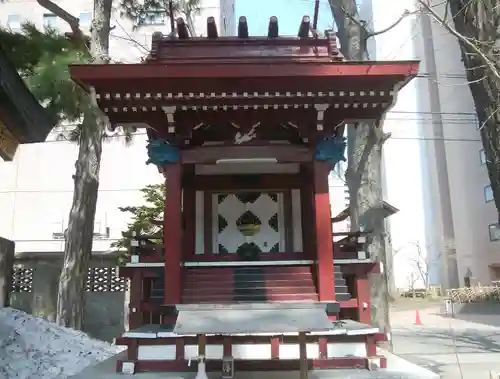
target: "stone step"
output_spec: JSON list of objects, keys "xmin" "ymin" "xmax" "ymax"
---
[
  {"xmin": 182, "ymin": 278, "xmax": 315, "ymax": 290},
  {"xmin": 182, "ymin": 292, "xmax": 319, "ymax": 303},
  {"xmin": 183, "ymin": 285, "xmax": 317, "ymax": 296}
]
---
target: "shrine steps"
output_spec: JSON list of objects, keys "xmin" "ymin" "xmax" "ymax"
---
[{"xmin": 146, "ymin": 265, "xmax": 352, "ymax": 304}]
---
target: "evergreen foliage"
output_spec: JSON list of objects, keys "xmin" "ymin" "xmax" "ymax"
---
[
  {"xmin": 0, "ymin": 24, "xmax": 90, "ymax": 125},
  {"xmin": 111, "ymin": 184, "xmax": 165, "ymax": 261}
]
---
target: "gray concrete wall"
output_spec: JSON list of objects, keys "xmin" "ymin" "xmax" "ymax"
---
[{"xmin": 9, "ymin": 254, "xmax": 127, "ymax": 342}]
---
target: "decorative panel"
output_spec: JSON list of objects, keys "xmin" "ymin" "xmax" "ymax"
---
[
  {"xmin": 213, "ymin": 192, "xmax": 285, "ymax": 254},
  {"xmin": 11, "ymin": 268, "xmax": 33, "ymax": 293}
]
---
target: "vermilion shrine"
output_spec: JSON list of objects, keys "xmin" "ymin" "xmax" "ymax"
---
[{"xmin": 70, "ymin": 15, "xmax": 418, "ymax": 377}]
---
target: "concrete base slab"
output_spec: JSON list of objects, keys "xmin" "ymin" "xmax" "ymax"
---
[{"xmin": 67, "ymin": 351, "xmax": 440, "ymax": 379}]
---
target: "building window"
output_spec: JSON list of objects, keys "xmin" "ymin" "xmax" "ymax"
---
[
  {"xmin": 480, "ymin": 149, "xmax": 487, "ymax": 165},
  {"xmin": 485, "ymin": 184, "xmax": 494, "ymax": 202},
  {"xmin": 79, "ymin": 12, "xmax": 92, "ymax": 27},
  {"xmin": 43, "ymin": 13, "xmax": 57, "ymax": 28},
  {"xmin": 137, "ymin": 11, "xmax": 166, "ymax": 26},
  {"xmin": 489, "ymin": 223, "xmax": 500, "ymax": 241},
  {"xmin": 7, "ymin": 14, "xmax": 21, "ymax": 29}
]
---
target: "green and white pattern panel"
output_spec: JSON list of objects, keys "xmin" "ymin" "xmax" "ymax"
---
[{"xmin": 213, "ymin": 192, "xmax": 285, "ymax": 255}]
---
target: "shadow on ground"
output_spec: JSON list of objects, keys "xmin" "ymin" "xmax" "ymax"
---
[
  {"xmin": 392, "ymin": 326, "xmax": 500, "ymax": 376},
  {"xmin": 432, "ymin": 302, "xmax": 500, "ymax": 328}
]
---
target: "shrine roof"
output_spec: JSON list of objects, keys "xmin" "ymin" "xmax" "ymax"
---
[
  {"xmin": 68, "ymin": 15, "xmax": 419, "ymax": 147},
  {"xmin": 173, "ymin": 303, "xmax": 333, "ymax": 335},
  {"xmin": 0, "ymin": 46, "xmax": 55, "ymax": 160},
  {"xmin": 69, "ymin": 15, "xmax": 419, "ymax": 96}
]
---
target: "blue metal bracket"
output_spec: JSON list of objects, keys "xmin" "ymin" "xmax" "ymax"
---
[
  {"xmin": 146, "ymin": 140, "xmax": 180, "ymax": 167},
  {"xmin": 315, "ymin": 136, "xmax": 347, "ymax": 168}
]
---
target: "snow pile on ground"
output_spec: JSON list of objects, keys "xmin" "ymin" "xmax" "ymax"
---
[{"xmin": 0, "ymin": 308, "xmax": 124, "ymax": 379}]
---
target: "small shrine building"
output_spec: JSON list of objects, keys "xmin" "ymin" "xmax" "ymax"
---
[{"xmin": 70, "ymin": 15, "xmax": 418, "ymax": 377}]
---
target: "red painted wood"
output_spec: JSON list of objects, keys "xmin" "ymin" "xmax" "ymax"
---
[
  {"xmin": 313, "ymin": 161, "xmax": 335, "ymax": 301},
  {"xmin": 183, "ymin": 165, "xmax": 196, "ymax": 260},
  {"xmin": 175, "ymin": 339, "xmax": 184, "ymax": 360},
  {"xmin": 318, "ymin": 337, "xmax": 328, "ymax": 358},
  {"xmin": 366, "ymin": 336, "xmax": 377, "ymax": 356},
  {"xmin": 300, "ymin": 164, "xmax": 315, "ymax": 260},
  {"xmin": 70, "ymin": 61, "xmax": 419, "ymax": 81},
  {"xmin": 129, "ymin": 270, "xmax": 143, "ymax": 329},
  {"xmin": 271, "ymin": 337, "xmax": 280, "ymax": 359},
  {"xmin": 223, "ymin": 337, "xmax": 232, "ymax": 356},
  {"xmin": 163, "ymin": 163, "xmax": 182, "ymax": 304},
  {"xmin": 356, "ymin": 275, "xmax": 371, "ymax": 324},
  {"xmin": 380, "ymin": 356, "xmax": 388, "ymax": 368},
  {"xmin": 182, "ymin": 293, "xmax": 319, "ymax": 303},
  {"xmin": 116, "ymin": 358, "xmax": 370, "ymax": 372}
]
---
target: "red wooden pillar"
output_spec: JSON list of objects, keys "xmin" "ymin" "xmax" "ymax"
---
[
  {"xmin": 313, "ymin": 161, "xmax": 335, "ymax": 301},
  {"xmin": 163, "ymin": 162, "xmax": 182, "ymax": 304},
  {"xmin": 182, "ymin": 165, "xmax": 196, "ymax": 260}
]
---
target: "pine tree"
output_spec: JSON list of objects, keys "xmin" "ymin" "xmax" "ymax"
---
[
  {"xmin": 1, "ymin": 0, "xmax": 116, "ymax": 329},
  {"xmin": 111, "ymin": 184, "xmax": 165, "ymax": 263}
]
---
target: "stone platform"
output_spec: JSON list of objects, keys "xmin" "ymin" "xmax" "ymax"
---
[{"xmin": 68, "ymin": 351, "xmax": 440, "ymax": 379}]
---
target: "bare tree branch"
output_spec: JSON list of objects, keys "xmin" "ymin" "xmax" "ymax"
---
[
  {"xmin": 36, "ymin": 0, "xmax": 81, "ymax": 35},
  {"xmin": 417, "ymin": 0, "xmax": 500, "ymax": 81},
  {"xmin": 368, "ymin": 9, "xmax": 413, "ymax": 38}
]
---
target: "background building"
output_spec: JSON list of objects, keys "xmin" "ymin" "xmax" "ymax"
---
[{"xmin": 367, "ymin": 0, "xmax": 498, "ymax": 289}]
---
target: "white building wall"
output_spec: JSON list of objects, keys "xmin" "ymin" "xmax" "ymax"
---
[
  {"xmin": 0, "ymin": 0, "xmax": 234, "ymax": 254},
  {"xmin": 365, "ymin": 0, "xmax": 499, "ymax": 289}
]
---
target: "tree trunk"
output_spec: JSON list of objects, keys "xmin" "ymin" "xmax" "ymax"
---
[
  {"xmin": 329, "ymin": 0, "xmax": 391, "ymax": 336},
  {"xmin": 56, "ymin": 0, "xmax": 112, "ymax": 329},
  {"xmin": 346, "ymin": 123, "xmax": 389, "ymax": 333},
  {"xmin": 448, "ymin": 0, "xmax": 500, "ymax": 222}
]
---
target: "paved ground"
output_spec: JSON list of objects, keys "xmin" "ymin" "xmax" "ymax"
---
[
  {"xmin": 69, "ymin": 351, "xmax": 438, "ymax": 379},
  {"xmin": 390, "ymin": 300, "xmax": 500, "ymax": 379}
]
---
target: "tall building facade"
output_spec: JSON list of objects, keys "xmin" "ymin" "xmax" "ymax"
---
[
  {"xmin": 0, "ymin": 0, "xmax": 235, "ymax": 253},
  {"xmin": 366, "ymin": 0, "xmax": 499, "ymax": 289}
]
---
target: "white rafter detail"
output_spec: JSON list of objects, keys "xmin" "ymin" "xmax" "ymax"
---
[
  {"xmin": 95, "ymin": 93, "xmax": 101, "ymax": 99},
  {"xmin": 115, "ymin": 93, "xmax": 121, "ymax": 99}
]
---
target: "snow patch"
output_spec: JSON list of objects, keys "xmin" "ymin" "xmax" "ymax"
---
[{"xmin": 0, "ymin": 308, "xmax": 124, "ymax": 379}]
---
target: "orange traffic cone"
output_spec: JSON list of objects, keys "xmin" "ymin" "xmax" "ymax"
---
[{"xmin": 414, "ymin": 310, "xmax": 422, "ymax": 325}]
